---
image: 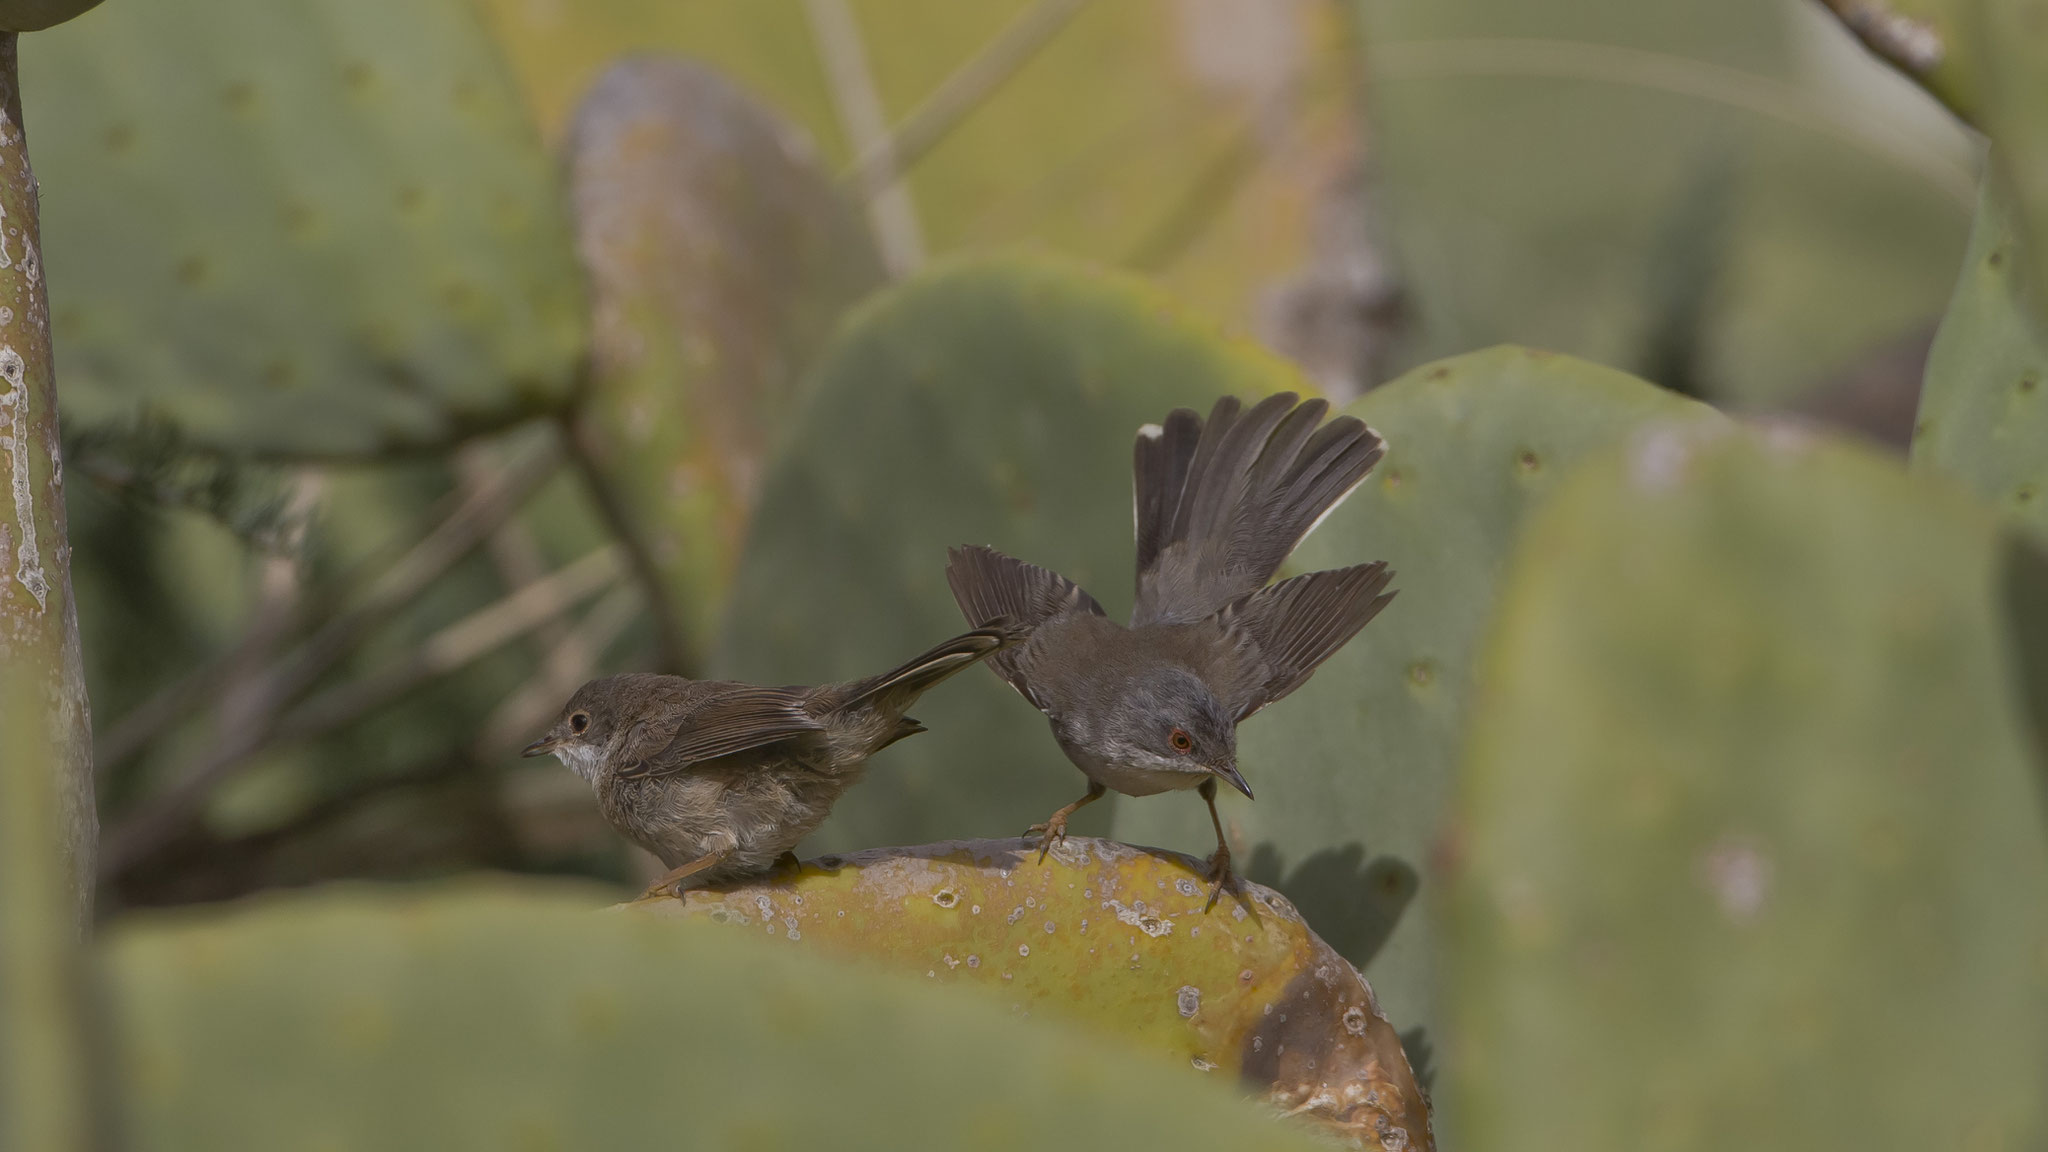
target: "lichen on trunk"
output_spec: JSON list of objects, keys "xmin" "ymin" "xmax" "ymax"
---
[{"xmin": 0, "ymin": 29, "xmax": 94, "ymax": 931}]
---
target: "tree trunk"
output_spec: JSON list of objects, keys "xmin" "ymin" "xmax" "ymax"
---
[{"xmin": 0, "ymin": 30, "xmax": 95, "ymax": 931}]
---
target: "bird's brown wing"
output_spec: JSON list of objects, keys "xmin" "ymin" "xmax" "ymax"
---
[
  {"xmin": 1211, "ymin": 562, "xmax": 1396, "ymax": 721},
  {"xmin": 615, "ymin": 686, "xmax": 825, "ymax": 780}
]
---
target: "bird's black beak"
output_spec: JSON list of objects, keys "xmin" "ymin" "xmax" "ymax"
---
[
  {"xmin": 521, "ymin": 736, "xmax": 557, "ymax": 758},
  {"xmin": 1211, "ymin": 763, "xmax": 1254, "ymax": 800}
]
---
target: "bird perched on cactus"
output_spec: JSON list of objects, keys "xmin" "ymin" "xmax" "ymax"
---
[
  {"xmin": 524, "ymin": 624, "xmax": 1019, "ymax": 897},
  {"xmin": 947, "ymin": 393, "xmax": 1395, "ymax": 907}
]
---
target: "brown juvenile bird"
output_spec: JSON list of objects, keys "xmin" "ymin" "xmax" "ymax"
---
[
  {"xmin": 523, "ymin": 625, "xmax": 1016, "ymax": 897},
  {"xmin": 947, "ymin": 392, "xmax": 1394, "ymax": 906}
]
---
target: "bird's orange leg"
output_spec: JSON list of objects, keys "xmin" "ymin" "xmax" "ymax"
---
[
  {"xmin": 640, "ymin": 848, "xmax": 732, "ymax": 900},
  {"xmin": 1027, "ymin": 781, "xmax": 1107, "ymax": 862}
]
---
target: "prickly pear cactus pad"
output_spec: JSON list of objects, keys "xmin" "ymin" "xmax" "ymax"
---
[
  {"xmin": 565, "ymin": 57, "xmax": 882, "ymax": 662},
  {"xmin": 640, "ymin": 837, "xmax": 1432, "ymax": 1152},
  {"xmin": 715, "ymin": 255, "xmax": 1292, "ymax": 851},
  {"xmin": 1356, "ymin": 0, "xmax": 1974, "ymax": 410},
  {"xmin": 105, "ymin": 883, "xmax": 1335, "ymax": 1152},
  {"xmin": 1970, "ymin": 0, "xmax": 2048, "ymax": 326},
  {"xmin": 1817, "ymin": 0, "xmax": 1980, "ymax": 121},
  {"xmin": 1115, "ymin": 346, "xmax": 1725, "ymax": 1061},
  {"xmin": 1916, "ymin": 179, "xmax": 2048, "ymax": 540},
  {"xmin": 1447, "ymin": 424, "xmax": 2048, "ymax": 1149},
  {"xmin": 24, "ymin": 0, "xmax": 587, "ymax": 457}
]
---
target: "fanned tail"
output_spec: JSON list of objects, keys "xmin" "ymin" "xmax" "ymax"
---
[{"xmin": 1131, "ymin": 393, "xmax": 1386, "ymax": 626}]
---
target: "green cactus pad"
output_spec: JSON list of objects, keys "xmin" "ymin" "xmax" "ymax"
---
[
  {"xmin": 1912, "ymin": 179, "xmax": 2048, "ymax": 538},
  {"xmin": 564, "ymin": 57, "xmax": 882, "ymax": 665},
  {"xmin": 1113, "ymin": 346, "xmax": 1725, "ymax": 1051},
  {"xmin": 1816, "ymin": 0, "xmax": 1979, "ymax": 120},
  {"xmin": 106, "ymin": 882, "xmax": 1334, "ymax": 1152},
  {"xmin": 713, "ymin": 255, "xmax": 1295, "ymax": 852},
  {"xmin": 24, "ymin": 0, "xmax": 586, "ymax": 458},
  {"xmin": 1969, "ymin": 0, "xmax": 2048, "ymax": 331},
  {"xmin": 1447, "ymin": 424, "xmax": 2048, "ymax": 1148},
  {"xmin": 1358, "ymin": 0, "xmax": 1974, "ymax": 409},
  {"xmin": 643, "ymin": 836, "xmax": 1433, "ymax": 1150}
]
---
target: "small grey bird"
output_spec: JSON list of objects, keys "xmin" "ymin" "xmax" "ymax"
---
[
  {"xmin": 523, "ymin": 625, "xmax": 1016, "ymax": 897},
  {"xmin": 947, "ymin": 392, "xmax": 1394, "ymax": 906}
]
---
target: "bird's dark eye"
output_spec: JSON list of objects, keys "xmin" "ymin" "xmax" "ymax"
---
[
  {"xmin": 570, "ymin": 712, "xmax": 590, "ymax": 735},
  {"xmin": 1169, "ymin": 727, "xmax": 1194, "ymax": 754}
]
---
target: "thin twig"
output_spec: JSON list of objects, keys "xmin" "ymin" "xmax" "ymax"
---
[
  {"xmin": 208, "ymin": 470, "xmax": 326, "ymax": 769},
  {"xmin": 560, "ymin": 412, "xmax": 698, "ymax": 676},
  {"xmin": 272, "ymin": 546, "xmax": 621, "ymax": 745},
  {"xmin": 99, "ymin": 450, "xmax": 573, "ymax": 879},
  {"xmin": 841, "ymin": 0, "xmax": 1092, "ymax": 194},
  {"xmin": 93, "ymin": 438, "xmax": 561, "ymax": 771},
  {"xmin": 805, "ymin": 0, "xmax": 927, "ymax": 276},
  {"xmin": 475, "ymin": 581, "xmax": 641, "ymax": 759}
]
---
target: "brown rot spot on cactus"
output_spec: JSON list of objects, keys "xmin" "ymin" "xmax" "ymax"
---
[
  {"xmin": 342, "ymin": 61, "xmax": 376, "ymax": 94},
  {"xmin": 262, "ymin": 359, "xmax": 296, "ymax": 390},
  {"xmin": 1383, "ymin": 467, "xmax": 1404, "ymax": 491},
  {"xmin": 281, "ymin": 200, "xmax": 320, "ymax": 241},
  {"xmin": 222, "ymin": 82, "xmax": 258, "ymax": 115},
  {"xmin": 173, "ymin": 256, "xmax": 210, "ymax": 287},
  {"xmin": 1407, "ymin": 660, "xmax": 1434, "ymax": 689},
  {"xmin": 2017, "ymin": 485, "xmax": 2036, "ymax": 507},
  {"xmin": 1990, "ymin": 248, "xmax": 2009, "ymax": 270},
  {"xmin": 103, "ymin": 122, "xmax": 135, "ymax": 155},
  {"xmin": 1516, "ymin": 449, "xmax": 1541, "ymax": 475},
  {"xmin": 1425, "ymin": 365, "xmax": 1451, "ymax": 381},
  {"xmin": 931, "ymin": 888, "xmax": 959, "ymax": 909},
  {"xmin": 2020, "ymin": 373, "xmax": 2039, "ymax": 396},
  {"xmin": 397, "ymin": 186, "xmax": 427, "ymax": 216}
]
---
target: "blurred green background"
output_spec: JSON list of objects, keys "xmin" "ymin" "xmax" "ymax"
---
[
  {"xmin": 37, "ymin": 0, "xmax": 1975, "ymax": 907},
  {"xmin": 20, "ymin": 1, "xmax": 2048, "ymax": 1144}
]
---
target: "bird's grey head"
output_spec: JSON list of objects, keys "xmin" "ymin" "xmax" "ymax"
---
[
  {"xmin": 1098, "ymin": 666, "xmax": 1250, "ymax": 797},
  {"xmin": 521, "ymin": 675, "xmax": 643, "ymax": 781}
]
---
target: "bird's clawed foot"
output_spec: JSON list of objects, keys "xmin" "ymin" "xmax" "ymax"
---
[
  {"xmin": 1025, "ymin": 782, "xmax": 1107, "ymax": 864},
  {"xmin": 1025, "ymin": 812, "xmax": 1071, "ymax": 863},
  {"xmin": 774, "ymin": 850, "xmax": 804, "ymax": 877},
  {"xmin": 1202, "ymin": 843, "xmax": 1240, "ymax": 912}
]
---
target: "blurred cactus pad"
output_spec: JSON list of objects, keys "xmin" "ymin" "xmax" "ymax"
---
[
  {"xmin": 1915, "ymin": 179, "xmax": 2048, "ymax": 539},
  {"xmin": 1116, "ymin": 346, "xmax": 1725, "ymax": 1053},
  {"xmin": 0, "ymin": 0, "xmax": 100, "ymax": 32},
  {"xmin": 1357, "ymin": 0, "xmax": 1975, "ymax": 410},
  {"xmin": 1447, "ymin": 424, "xmax": 2048, "ymax": 1148},
  {"xmin": 565, "ymin": 56, "xmax": 882, "ymax": 661},
  {"xmin": 25, "ymin": 0, "xmax": 587, "ymax": 457},
  {"xmin": 715, "ymin": 255, "xmax": 1297, "ymax": 850},
  {"xmin": 104, "ymin": 883, "xmax": 1337, "ymax": 1152},
  {"xmin": 643, "ymin": 836, "xmax": 1433, "ymax": 1150}
]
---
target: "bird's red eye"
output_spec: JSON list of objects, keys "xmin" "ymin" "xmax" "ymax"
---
[
  {"xmin": 1169, "ymin": 728, "xmax": 1193, "ymax": 753},
  {"xmin": 570, "ymin": 712, "xmax": 590, "ymax": 734}
]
